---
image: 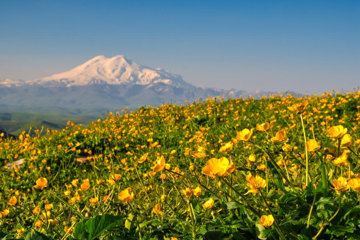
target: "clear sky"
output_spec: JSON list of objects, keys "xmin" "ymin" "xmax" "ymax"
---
[{"xmin": 0, "ymin": 0, "xmax": 359, "ymax": 94}]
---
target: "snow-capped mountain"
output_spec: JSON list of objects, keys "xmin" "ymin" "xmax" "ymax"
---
[
  {"xmin": 0, "ymin": 55, "xmax": 286, "ymax": 116},
  {"xmin": 29, "ymin": 55, "xmax": 193, "ymax": 88}
]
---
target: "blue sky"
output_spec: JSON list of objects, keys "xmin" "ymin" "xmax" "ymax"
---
[{"xmin": 0, "ymin": 0, "xmax": 359, "ymax": 94}]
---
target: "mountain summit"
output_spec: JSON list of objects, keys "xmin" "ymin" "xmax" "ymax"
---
[{"xmin": 33, "ymin": 55, "xmax": 193, "ymax": 88}]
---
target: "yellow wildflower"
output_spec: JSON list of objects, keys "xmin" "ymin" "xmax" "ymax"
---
[
  {"xmin": 305, "ymin": 139, "xmax": 321, "ymax": 152},
  {"xmin": 341, "ymin": 134, "xmax": 352, "ymax": 148},
  {"xmin": 328, "ymin": 125, "xmax": 347, "ymax": 139},
  {"xmin": 259, "ymin": 215, "xmax": 274, "ymax": 227},
  {"xmin": 34, "ymin": 177, "xmax": 48, "ymax": 190},
  {"xmin": 118, "ymin": 188, "xmax": 134, "ymax": 203},
  {"xmin": 202, "ymin": 198, "xmax": 215, "ymax": 209},
  {"xmin": 7, "ymin": 196, "xmax": 17, "ymax": 206},
  {"xmin": 202, "ymin": 157, "xmax": 234, "ymax": 178},
  {"xmin": 236, "ymin": 128, "xmax": 253, "ymax": 141},
  {"xmin": 272, "ymin": 130, "xmax": 286, "ymax": 143},
  {"xmin": 153, "ymin": 156, "xmax": 166, "ymax": 172},
  {"xmin": 256, "ymin": 122, "xmax": 270, "ymax": 132}
]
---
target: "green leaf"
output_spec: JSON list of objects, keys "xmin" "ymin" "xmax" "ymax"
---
[
  {"xmin": 267, "ymin": 160, "xmax": 287, "ymax": 193},
  {"xmin": 25, "ymin": 230, "xmax": 53, "ymax": 240},
  {"xmin": 330, "ymin": 225, "xmax": 356, "ymax": 237},
  {"xmin": 0, "ymin": 231, "xmax": 7, "ymax": 240},
  {"xmin": 255, "ymin": 223, "xmax": 267, "ymax": 240},
  {"xmin": 72, "ymin": 219, "xmax": 88, "ymax": 240},
  {"xmin": 343, "ymin": 205, "xmax": 360, "ymax": 219},
  {"xmin": 84, "ymin": 214, "xmax": 123, "ymax": 240},
  {"xmin": 225, "ymin": 201, "xmax": 242, "ymax": 210},
  {"xmin": 204, "ymin": 231, "xmax": 226, "ymax": 240},
  {"xmin": 125, "ymin": 213, "xmax": 135, "ymax": 230}
]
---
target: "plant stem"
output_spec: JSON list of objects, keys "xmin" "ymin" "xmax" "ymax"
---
[
  {"xmin": 258, "ymin": 189, "xmax": 286, "ymax": 240},
  {"xmin": 307, "ymin": 185, "xmax": 317, "ymax": 228},
  {"xmin": 300, "ymin": 114, "xmax": 309, "ymax": 187},
  {"xmin": 221, "ymin": 177, "xmax": 261, "ymax": 217},
  {"xmin": 313, "ymin": 193, "xmax": 343, "ymax": 240}
]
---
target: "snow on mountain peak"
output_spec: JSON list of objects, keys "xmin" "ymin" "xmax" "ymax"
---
[{"xmin": 31, "ymin": 55, "xmax": 193, "ymax": 88}]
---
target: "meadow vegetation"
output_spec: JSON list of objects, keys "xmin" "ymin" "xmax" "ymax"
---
[{"xmin": 1, "ymin": 90, "xmax": 360, "ymax": 239}]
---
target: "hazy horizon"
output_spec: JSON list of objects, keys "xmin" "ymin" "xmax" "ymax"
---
[{"xmin": 1, "ymin": 0, "xmax": 359, "ymax": 94}]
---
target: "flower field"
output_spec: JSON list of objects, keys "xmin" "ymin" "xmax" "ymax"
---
[{"xmin": 1, "ymin": 90, "xmax": 360, "ymax": 239}]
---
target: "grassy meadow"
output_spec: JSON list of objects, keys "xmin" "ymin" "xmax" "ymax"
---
[{"xmin": 1, "ymin": 90, "xmax": 360, "ymax": 239}]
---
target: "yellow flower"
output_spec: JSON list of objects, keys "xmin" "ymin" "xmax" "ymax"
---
[
  {"xmin": 248, "ymin": 154, "xmax": 256, "ymax": 162},
  {"xmin": 89, "ymin": 197, "xmax": 99, "ymax": 204},
  {"xmin": 348, "ymin": 178, "xmax": 360, "ymax": 192},
  {"xmin": 153, "ymin": 156, "xmax": 166, "ymax": 172},
  {"xmin": 256, "ymin": 122, "xmax": 270, "ymax": 132},
  {"xmin": 35, "ymin": 220, "xmax": 44, "ymax": 228},
  {"xmin": 71, "ymin": 179, "xmax": 79, "ymax": 187},
  {"xmin": 190, "ymin": 150, "xmax": 208, "ymax": 159},
  {"xmin": 192, "ymin": 187, "xmax": 202, "ymax": 197},
  {"xmin": 272, "ymin": 130, "xmax": 286, "ymax": 143},
  {"xmin": 34, "ymin": 177, "xmax": 48, "ymax": 190},
  {"xmin": 152, "ymin": 203, "xmax": 163, "ymax": 215},
  {"xmin": 45, "ymin": 204, "xmax": 53, "ymax": 211},
  {"xmin": 189, "ymin": 163, "xmax": 195, "ymax": 172},
  {"xmin": 202, "ymin": 157, "xmax": 234, "ymax": 178},
  {"xmin": 333, "ymin": 151, "xmax": 349, "ymax": 166},
  {"xmin": 305, "ymin": 139, "xmax": 321, "ymax": 152},
  {"xmin": 118, "ymin": 188, "xmax": 134, "ymax": 203},
  {"xmin": 259, "ymin": 215, "xmax": 274, "ymax": 227},
  {"xmin": 287, "ymin": 101, "xmax": 308, "ymax": 113},
  {"xmin": 49, "ymin": 219, "xmax": 58, "ymax": 226},
  {"xmin": 0, "ymin": 209, "xmax": 9, "ymax": 218},
  {"xmin": 138, "ymin": 153, "xmax": 149, "ymax": 164},
  {"xmin": 7, "ymin": 196, "xmax": 17, "ymax": 206},
  {"xmin": 328, "ymin": 125, "xmax": 347, "ymax": 139},
  {"xmin": 341, "ymin": 134, "xmax": 352, "ymax": 148},
  {"xmin": 182, "ymin": 188, "xmax": 193, "ymax": 198},
  {"xmin": 161, "ymin": 195, "xmax": 167, "ymax": 201},
  {"xmin": 219, "ymin": 142, "xmax": 233, "ymax": 153},
  {"xmin": 282, "ymin": 144, "xmax": 292, "ymax": 152},
  {"xmin": 257, "ymin": 164, "xmax": 266, "ymax": 171},
  {"xmin": 202, "ymin": 198, "xmax": 215, "ymax": 209},
  {"xmin": 246, "ymin": 175, "xmax": 266, "ymax": 195},
  {"xmin": 96, "ymin": 179, "xmax": 105, "ymax": 185},
  {"xmin": 33, "ymin": 206, "xmax": 40, "ymax": 215},
  {"xmin": 332, "ymin": 177, "xmax": 349, "ymax": 193},
  {"xmin": 81, "ymin": 179, "xmax": 90, "ymax": 191},
  {"xmin": 236, "ymin": 128, "xmax": 253, "ymax": 141}
]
